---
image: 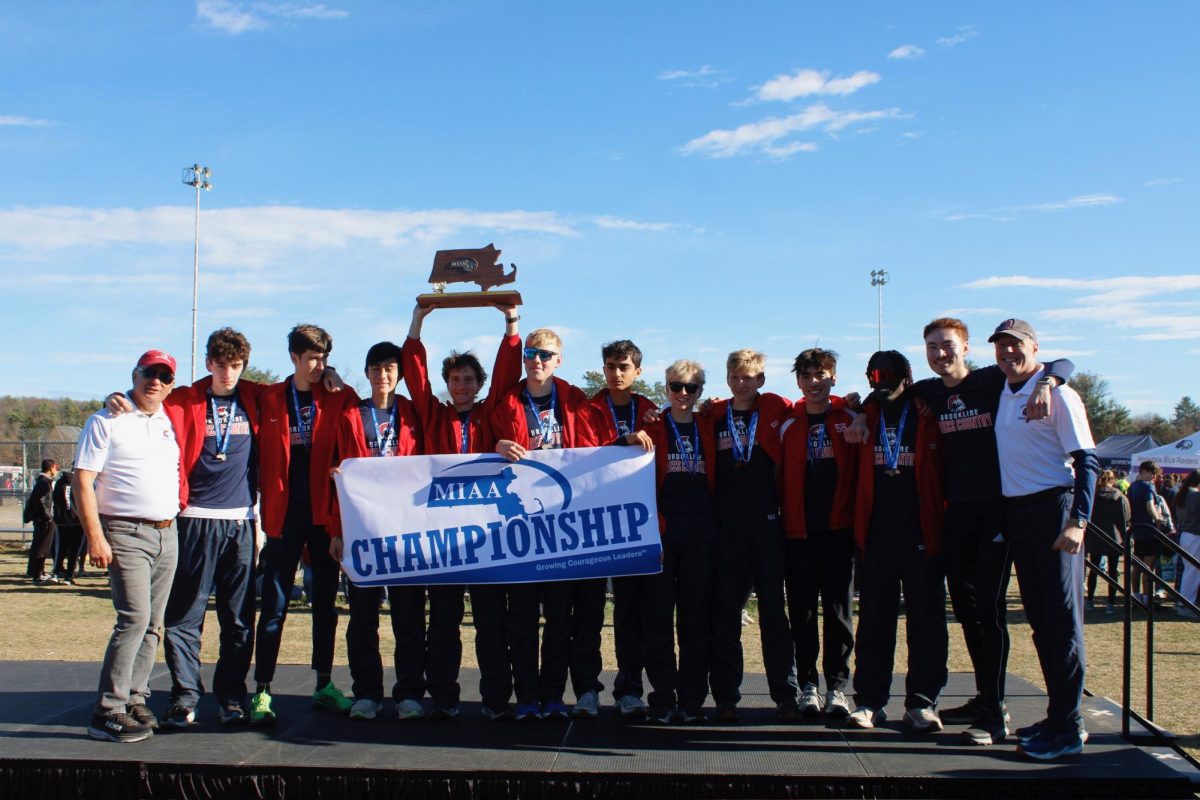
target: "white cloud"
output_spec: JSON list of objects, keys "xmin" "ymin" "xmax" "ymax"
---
[
  {"xmin": 0, "ymin": 204, "xmax": 579, "ymax": 268},
  {"xmin": 888, "ymin": 45, "xmax": 925, "ymax": 60},
  {"xmin": 1144, "ymin": 177, "xmax": 1183, "ymax": 187},
  {"xmin": 937, "ymin": 25, "xmax": 979, "ymax": 47},
  {"xmin": 593, "ymin": 216, "xmax": 684, "ymax": 232},
  {"xmin": 754, "ymin": 69, "xmax": 880, "ymax": 102},
  {"xmin": 680, "ymin": 103, "xmax": 903, "ymax": 158},
  {"xmin": 959, "ymin": 274, "xmax": 1200, "ymax": 342},
  {"xmin": 941, "ymin": 194, "xmax": 1121, "ymax": 222},
  {"xmin": 658, "ymin": 65, "xmax": 718, "ymax": 81},
  {"xmin": 0, "ymin": 115, "xmax": 56, "ymax": 127},
  {"xmin": 195, "ymin": 0, "xmax": 347, "ymax": 34}
]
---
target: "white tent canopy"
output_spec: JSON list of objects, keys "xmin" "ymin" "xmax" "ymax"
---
[{"xmin": 1131, "ymin": 430, "xmax": 1200, "ymax": 473}]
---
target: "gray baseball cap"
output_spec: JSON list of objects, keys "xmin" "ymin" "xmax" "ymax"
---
[{"xmin": 987, "ymin": 318, "xmax": 1037, "ymax": 343}]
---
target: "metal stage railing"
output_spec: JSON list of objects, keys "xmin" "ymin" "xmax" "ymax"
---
[{"xmin": 1083, "ymin": 519, "xmax": 1199, "ymax": 744}]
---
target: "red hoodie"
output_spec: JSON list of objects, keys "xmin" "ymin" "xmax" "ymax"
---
[
  {"xmin": 401, "ymin": 334, "xmax": 522, "ymax": 455},
  {"xmin": 587, "ymin": 389, "xmax": 657, "ymax": 445},
  {"xmin": 490, "ymin": 376, "xmax": 601, "ymax": 449},
  {"xmin": 778, "ymin": 396, "xmax": 857, "ymax": 539},
  {"xmin": 852, "ymin": 396, "xmax": 945, "ymax": 555},
  {"xmin": 256, "ymin": 377, "xmax": 359, "ymax": 538},
  {"xmin": 163, "ymin": 376, "xmax": 263, "ymax": 511},
  {"xmin": 325, "ymin": 395, "xmax": 422, "ymax": 538}
]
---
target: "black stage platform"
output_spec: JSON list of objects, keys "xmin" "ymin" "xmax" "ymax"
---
[{"xmin": 0, "ymin": 662, "xmax": 1195, "ymax": 800}]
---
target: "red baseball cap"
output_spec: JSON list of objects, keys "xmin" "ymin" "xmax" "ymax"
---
[{"xmin": 136, "ymin": 350, "xmax": 177, "ymax": 373}]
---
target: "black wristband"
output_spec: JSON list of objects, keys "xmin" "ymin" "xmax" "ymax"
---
[{"xmin": 506, "ymin": 315, "xmax": 520, "ymax": 323}]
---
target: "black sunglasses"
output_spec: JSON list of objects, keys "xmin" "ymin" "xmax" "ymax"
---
[
  {"xmin": 139, "ymin": 366, "xmax": 175, "ymax": 384},
  {"xmin": 668, "ymin": 381, "xmax": 701, "ymax": 395},
  {"xmin": 523, "ymin": 347, "xmax": 558, "ymax": 362}
]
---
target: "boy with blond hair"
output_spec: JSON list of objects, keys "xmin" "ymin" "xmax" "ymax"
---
[
  {"xmin": 707, "ymin": 349, "xmax": 800, "ymax": 721},
  {"xmin": 491, "ymin": 327, "xmax": 602, "ymax": 720}
]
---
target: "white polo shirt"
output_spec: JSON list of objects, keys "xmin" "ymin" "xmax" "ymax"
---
[
  {"xmin": 995, "ymin": 368, "xmax": 1095, "ymax": 498},
  {"xmin": 75, "ymin": 402, "xmax": 180, "ymax": 520}
]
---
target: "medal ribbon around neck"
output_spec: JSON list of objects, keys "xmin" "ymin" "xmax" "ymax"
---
[
  {"xmin": 606, "ymin": 393, "xmax": 634, "ymax": 438},
  {"xmin": 524, "ymin": 382, "xmax": 558, "ymax": 448},
  {"xmin": 666, "ymin": 413, "xmax": 701, "ymax": 475},
  {"xmin": 369, "ymin": 401, "xmax": 397, "ymax": 457},
  {"xmin": 459, "ymin": 414, "xmax": 471, "ymax": 454},
  {"xmin": 289, "ymin": 380, "xmax": 312, "ymax": 448},
  {"xmin": 209, "ymin": 392, "xmax": 238, "ymax": 461},
  {"xmin": 878, "ymin": 402, "xmax": 910, "ymax": 473},
  {"xmin": 726, "ymin": 404, "xmax": 759, "ymax": 465}
]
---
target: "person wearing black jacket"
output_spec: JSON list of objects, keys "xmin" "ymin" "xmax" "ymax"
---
[
  {"xmin": 53, "ymin": 468, "xmax": 85, "ymax": 583},
  {"xmin": 23, "ymin": 459, "xmax": 59, "ymax": 584},
  {"xmin": 1087, "ymin": 470, "xmax": 1129, "ymax": 613}
]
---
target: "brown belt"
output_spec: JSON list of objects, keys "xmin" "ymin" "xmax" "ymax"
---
[{"xmin": 102, "ymin": 515, "xmax": 175, "ymax": 530}]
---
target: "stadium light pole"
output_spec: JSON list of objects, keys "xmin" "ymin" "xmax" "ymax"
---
[
  {"xmin": 870, "ymin": 269, "xmax": 889, "ymax": 351},
  {"xmin": 182, "ymin": 164, "xmax": 212, "ymax": 383}
]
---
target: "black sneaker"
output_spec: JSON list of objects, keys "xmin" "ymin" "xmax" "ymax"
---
[
  {"xmin": 647, "ymin": 705, "xmax": 674, "ymax": 724},
  {"xmin": 938, "ymin": 695, "xmax": 981, "ymax": 725},
  {"xmin": 429, "ymin": 704, "xmax": 460, "ymax": 721},
  {"xmin": 127, "ymin": 704, "xmax": 159, "ymax": 730},
  {"xmin": 962, "ymin": 716, "xmax": 1008, "ymax": 746},
  {"xmin": 88, "ymin": 711, "xmax": 152, "ymax": 743},
  {"xmin": 219, "ymin": 702, "xmax": 247, "ymax": 725},
  {"xmin": 160, "ymin": 704, "xmax": 196, "ymax": 729},
  {"xmin": 776, "ymin": 700, "xmax": 803, "ymax": 723},
  {"xmin": 715, "ymin": 704, "xmax": 739, "ymax": 724}
]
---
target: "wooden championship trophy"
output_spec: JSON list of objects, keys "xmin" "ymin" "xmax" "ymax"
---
[{"xmin": 415, "ymin": 243, "xmax": 523, "ymax": 309}]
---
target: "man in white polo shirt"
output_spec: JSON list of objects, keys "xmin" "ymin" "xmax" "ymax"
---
[
  {"xmin": 74, "ymin": 350, "xmax": 181, "ymax": 743},
  {"xmin": 990, "ymin": 319, "xmax": 1098, "ymax": 761}
]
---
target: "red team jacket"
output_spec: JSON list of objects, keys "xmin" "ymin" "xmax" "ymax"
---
[
  {"xmin": 587, "ymin": 389, "xmax": 657, "ymax": 445},
  {"xmin": 704, "ymin": 391, "xmax": 793, "ymax": 466},
  {"xmin": 256, "ymin": 378, "xmax": 360, "ymax": 538},
  {"xmin": 490, "ymin": 377, "xmax": 601, "ymax": 449},
  {"xmin": 161, "ymin": 376, "xmax": 263, "ymax": 511},
  {"xmin": 645, "ymin": 413, "xmax": 717, "ymax": 532},
  {"xmin": 778, "ymin": 396, "xmax": 858, "ymax": 539},
  {"xmin": 325, "ymin": 395, "xmax": 422, "ymax": 539},
  {"xmin": 852, "ymin": 397, "xmax": 945, "ymax": 555},
  {"xmin": 400, "ymin": 334, "xmax": 522, "ymax": 455}
]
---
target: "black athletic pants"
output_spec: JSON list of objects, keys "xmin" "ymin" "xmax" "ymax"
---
[
  {"xmin": 611, "ymin": 574, "xmax": 648, "ymax": 700},
  {"xmin": 710, "ymin": 513, "xmax": 798, "ymax": 706},
  {"xmin": 540, "ymin": 577, "xmax": 606, "ymax": 703},
  {"xmin": 644, "ymin": 527, "xmax": 713, "ymax": 711},
  {"xmin": 853, "ymin": 534, "xmax": 948, "ymax": 710},
  {"xmin": 943, "ymin": 499, "xmax": 1012, "ymax": 720},
  {"xmin": 470, "ymin": 582, "xmax": 540, "ymax": 708},
  {"xmin": 26, "ymin": 519, "xmax": 56, "ymax": 578},
  {"xmin": 54, "ymin": 522, "xmax": 84, "ymax": 579},
  {"xmin": 1006, "ymin": 487, "xmax": 1085, "ymax": 734},
  {"xmin": 784, "ymin": 529, "xmax": 855, "ymax": 692}
]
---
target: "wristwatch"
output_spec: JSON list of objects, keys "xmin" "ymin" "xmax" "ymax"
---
[{"xmin": 1073, "ymin": 517, "xmax": 1087, "ymax": 529}]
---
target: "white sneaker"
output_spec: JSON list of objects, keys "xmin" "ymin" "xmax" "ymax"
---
[
  {"xmin": 825, "ymin": 689, "xmax": 851, "ymax": 718},
  {"xmin": 798, "ymin": 684, "xmax": 823, "ymax": 716},
  {"xmin": 847, "ymin": 706, "xmax": 886, "ymax": 729},
  {"xmin": 740, "ymin": 610, "xmax": 754, "ymax": 627},
  {"xmin": 396, "ymin": 699, "xmax": 425, "ymax": 720},
  {"xmin": 904, "ymin": 706, "xmax": 943, "ymax": 733},
  {"xmin": 572, "ymin": 690, "xmax": 600, "ymax": 718},
  {"xmin": 615, "ymin": 694, "xmax": 646, "ymax": 718},
  {"xmin": 349, "ymin": 699, "xmax": 382, "ymax": 720}
]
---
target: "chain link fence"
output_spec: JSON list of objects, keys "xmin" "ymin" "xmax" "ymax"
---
[{"xmin": 0, "ymin": 439, "xmax": 79, "ymax": 536}]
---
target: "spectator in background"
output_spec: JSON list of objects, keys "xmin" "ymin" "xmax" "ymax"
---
[
  {"xmin": 1173, "ymin": 470, "xmax": 1200, "ymax": 618},
  {"xmin": 53, "ymin": 467, "xmax": 84, "ymax": 584},
  {"xmin": 1128, "ymin": 460, "xmax": 1166, "ymax": 606},
  {"xmin": 1116, "ymin": 471, "xmax": 1131, "ymax": 494},
  {"xmin": 23, "ymin": 459, "xmax": 59, "ymax": 585},
  {"xmin": 1087, "ymin": 470, "xmax": 1129, "ymax": 614}
]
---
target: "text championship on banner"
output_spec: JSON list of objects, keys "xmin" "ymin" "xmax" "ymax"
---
[{"xmin": 333, "ymin": 447, "xmax": 661, "ymax": 586}]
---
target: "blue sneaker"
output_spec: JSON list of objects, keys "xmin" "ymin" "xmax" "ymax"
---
[
  {"xmin": 541, "ymin": 701, "xmax": 569, "ymax": 720},
  {"xmin": 1017, "ymin": 719, "xmax": 1089, "ymax": 745},
  {"xmin": 514, "ymin": 703, "xmax": 541, "ymax": 721},
  {"xmin": 1020, "ymin": 728, "xmax": 1085, "ymax": 760}
]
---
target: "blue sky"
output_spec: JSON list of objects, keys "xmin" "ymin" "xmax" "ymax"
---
[{"xmin": 2, "ymin": 2, "xmax": 1197, "ymax": 418}]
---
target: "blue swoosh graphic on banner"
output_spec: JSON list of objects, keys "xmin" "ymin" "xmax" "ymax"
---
[{"xmin": 440, "ymin": 454, "xmax": 574, "ymax": 511}]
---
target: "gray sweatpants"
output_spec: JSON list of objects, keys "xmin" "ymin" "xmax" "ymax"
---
[{"xmin": 95, "ymin": 517, "xmax": 178, "ymax": 714}]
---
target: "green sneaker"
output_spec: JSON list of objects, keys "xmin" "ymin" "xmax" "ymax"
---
[
  {"xmin": 249, "ymin": 691, "xmax": 276, "ymax": 725},
  {"xmin": 313, "ymin": 682, "xmax": 353, "ymax": 714}
]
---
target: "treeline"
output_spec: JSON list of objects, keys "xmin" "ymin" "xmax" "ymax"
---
[
  {"xmin": 1062, "ymin": 372, "xmax": 1198, "ymax": 444},
  {"xmin": 1, "ymin": 396, "xmax": 103, "ymax": 441}
]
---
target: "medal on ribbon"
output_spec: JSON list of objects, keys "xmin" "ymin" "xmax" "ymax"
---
[{"xmin": 878, "ymin": 402, "xmax": 909, "ymax": 477}]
